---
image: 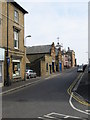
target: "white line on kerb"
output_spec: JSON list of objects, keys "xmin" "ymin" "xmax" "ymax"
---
[{"xmin": 69, "ymin": 92, "xmax": 90, "ymax": 115}]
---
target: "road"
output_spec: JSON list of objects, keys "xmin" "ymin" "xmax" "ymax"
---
[{"xmin": 2, "ymin": 68, "xmax": 89, "ymax": 119}]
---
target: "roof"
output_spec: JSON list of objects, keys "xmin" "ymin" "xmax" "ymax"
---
[
  {"xmin": 9, "ymin": 0, "xmax": 28, "ymax": 14},
  {"xmin": 26, "ymin": 45, "xmax": 52, "ymax": 54},
  {"xmin": 26, "ymin": 57, "xmax": 30, "ymax": 64}
]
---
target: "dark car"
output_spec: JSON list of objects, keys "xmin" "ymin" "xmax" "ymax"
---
[
  {"xmin": 88, "ymin": 66, "xmax": 90, "ymax": 73},
  {"xmin": 77, "ymin": 65, "xmax": 84, "ymax": 72}
]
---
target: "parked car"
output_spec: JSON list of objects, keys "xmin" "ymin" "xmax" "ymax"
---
[
  {"xmin": 77, "ymin": 65, "xmax": 84, "ymax": 72},
  {"xmin": 88, "ymin": 66, "xmax": 90, "ymax": 73},
  {"xmin": 26, "ymin": 69, "xmax": 36, "ymax": 79}
]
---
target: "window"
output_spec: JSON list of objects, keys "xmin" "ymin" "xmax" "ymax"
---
[
  {"xmin": 13, "ymin": 61, "xmax": 20, "ymax": 77},
  {"xmin": 14, "ymin": 29, "xmax": 19, "ymax": 49},
  {"xmin": 46, "ymin": 63, "xmax": 48, "ymax": 71},
  {"xmin": 14, "ymin": 10, "xmax": 19, "ymax": 22}
]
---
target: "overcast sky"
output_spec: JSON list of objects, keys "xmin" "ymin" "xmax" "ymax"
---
[{"xmin": 15, "ymin": 0, "xmax": 88, "ymax": 65}]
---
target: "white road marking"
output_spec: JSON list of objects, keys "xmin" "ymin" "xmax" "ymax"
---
[
  {"xmin": 44, "ymin": 115, "xmax": 55, "ymax": 119},
  {"xmin": 69, "ymin": 92, "xmax": 90, "ymax": 115},
  {"xmin": 39, "ymin": 112, "xmax": 81, "ymax": 119},
  {"xmin": 64, "ymin": 116, "xmax": 69, "ymax": 118},
  {"xmin": 85, "ymin": 110, "xmax": 90, "ymax": 112}
]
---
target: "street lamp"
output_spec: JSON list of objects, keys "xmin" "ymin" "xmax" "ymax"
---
[{"xmin": 24, "ymin": 35, "xmax": 31, "ymax": 47}]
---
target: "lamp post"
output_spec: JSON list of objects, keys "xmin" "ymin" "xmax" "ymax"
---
[
  {"xmin": 6, "ymin": 0, "xmax": 11, "ymax": 86},
  {"xmin": 24, "ymin": 35, "xmax": 31, "ymax": 80}
]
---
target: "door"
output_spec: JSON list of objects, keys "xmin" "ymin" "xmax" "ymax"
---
[
  {"xmin": 59, "ymin": 63, "xmax": 62, "ymax": 72},
  {"xmin": 52, "ymin": 62, "xmax": 54, "ymax": 72},
  {"xmin": 49, "ymin": 65, "xmax": 51, "ymax": 74}
]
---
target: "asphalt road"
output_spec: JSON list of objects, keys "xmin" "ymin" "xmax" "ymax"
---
[{"xmin": 2, "ymin": 68, "xmax": 89, "ymax": 119}]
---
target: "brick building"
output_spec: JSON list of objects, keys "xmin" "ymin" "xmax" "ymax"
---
[
  {"xmin": 26, "ymin": 43, "xmax": 57, "ymax": 76},
  {"xmin": 0, "ymin": 1, "xmax": 28, "ymax": 85},
  {"xmin": 26, "ymin": 42, "xmax": 63, "ymax": 76}
]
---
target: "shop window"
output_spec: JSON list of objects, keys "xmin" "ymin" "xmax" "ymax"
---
[
  {"xmin": 46, "ymin": 63, "xmax": 48, "ymax": 71},
  {"xmin": 13, "ymin": 62, "xmax": 20, "ymax": 77},
  {"xmin": 14, "ymin": 29, "xmax": 19, "ymax": 49}
]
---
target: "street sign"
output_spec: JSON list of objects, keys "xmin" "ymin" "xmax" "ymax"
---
[{"xmin": 6, "ymin": 57, "xmax": 10, "ymax": 65}]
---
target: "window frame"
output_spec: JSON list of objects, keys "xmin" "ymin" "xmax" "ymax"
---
[
  {"xmin": 14, "ymin": 9, "xmax": 19, "ymax": 23},
  {"xmin": 14, "ymin": 29, "xmax": 19, "ymax": 49}
]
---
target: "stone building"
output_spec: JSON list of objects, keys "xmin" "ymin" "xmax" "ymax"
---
[
  {"xmin": 26, "ymin": 43, "xmax": 56, "ymax": 76},
  {"xmin": 66, "ymin": 47, "xmax": 75, "ymax": 67},
  {"xmin": 56, "ymin": 47, "xmax": 63, "ymax": 72},
  {"xmin": 0, "ymin": 1, "xmax": 28, "ymax": 85}
]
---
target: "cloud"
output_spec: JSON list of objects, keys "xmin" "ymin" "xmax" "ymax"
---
[{"xmin": 20, "ymin": 2, "xmax": 88, "ymax": 64}]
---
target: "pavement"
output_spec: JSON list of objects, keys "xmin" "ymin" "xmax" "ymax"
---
[{"xmin": 73, "ymin": 67, "xmax": 90, "ymax": 104}]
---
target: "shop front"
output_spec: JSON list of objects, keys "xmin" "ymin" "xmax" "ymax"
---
[
  {"xmin": 12, "ymin": 59, "xmax": 21, "ymax": 78},
  {"xmin": 10, "ymin": 54, "xmax": 25, "ymax": 82}
]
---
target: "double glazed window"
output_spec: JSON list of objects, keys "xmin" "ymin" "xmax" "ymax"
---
[
  {"xmin": 14, "ymin": 29, "xmax": 19, "ymax": 49},
  {"xmin": 14, "ymin": 10, "xmax": 19, "ymax": 23}
]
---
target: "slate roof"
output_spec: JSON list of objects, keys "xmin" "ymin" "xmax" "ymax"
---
[{"xmin": 26, "ymin": 45, "xmax": 52, "ymax": 54}]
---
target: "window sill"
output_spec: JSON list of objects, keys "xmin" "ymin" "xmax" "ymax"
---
[{"xmin": 14, "ymin": 21, "xmax": 19, "ymax": 25}]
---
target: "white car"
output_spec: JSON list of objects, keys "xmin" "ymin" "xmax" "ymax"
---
[{"xmin": 26, "ymin": 69, "xmax": 36, "ymax": 79}]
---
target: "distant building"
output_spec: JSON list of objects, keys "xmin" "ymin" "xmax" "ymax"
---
[
  {"xmin": 26, "ymin": 42, "xmax": 63, "ymax": 76},
  {"xmin": 0, "ymin": 1, "xmax": 28, "ymax": 85},
  {"xmin": 66, "ymin": 47, "xmax": 75, "ymax": 67},
  {"xmin": 56, "ymin": 47, "xmax": 63, "ymax": 72},
  {"xmin": 62, "ymin": 50, "xmax": 71, "ymax": 68}
]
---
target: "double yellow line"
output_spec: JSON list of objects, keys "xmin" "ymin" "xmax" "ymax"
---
[{"xmin": 67, "ymin": 73, "xmax": 90, "ymax": 106}]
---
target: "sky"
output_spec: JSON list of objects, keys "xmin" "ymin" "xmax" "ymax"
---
[{"xmin": 15, "ymin": 0, "xmax": 88, "ymax": 65}]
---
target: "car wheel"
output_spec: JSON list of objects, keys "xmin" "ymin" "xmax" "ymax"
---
[{"xmin": 29, "ymin": 75, "xmax": 31, "ymax": 79}]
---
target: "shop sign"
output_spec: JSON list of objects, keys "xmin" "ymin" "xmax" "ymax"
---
[{"xmin": 0, "ymin": 48, "xmax": 5, "ymax": 61}]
